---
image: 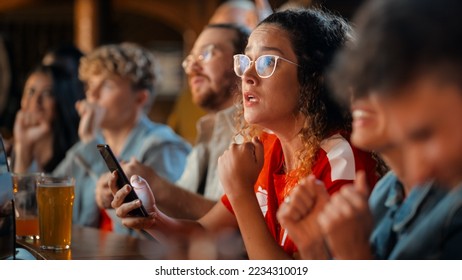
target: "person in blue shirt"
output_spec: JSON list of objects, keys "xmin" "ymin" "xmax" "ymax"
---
[
  {"xmin": 53, "ymin": 42, "xmax": 191, "ymax": 236},
  {"xmin": 279, "ymin": 0, "xmax": 462, "ymax": 259}
]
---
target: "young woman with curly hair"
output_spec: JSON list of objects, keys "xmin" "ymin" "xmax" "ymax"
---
[{"xmin": 108, "ymin": 9, "xmax": 379, "ymax": 259}]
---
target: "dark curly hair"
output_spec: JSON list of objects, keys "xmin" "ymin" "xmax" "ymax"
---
[{"xmin": 235, "ymin": 8, "xmax": 353, "ymax": 179}]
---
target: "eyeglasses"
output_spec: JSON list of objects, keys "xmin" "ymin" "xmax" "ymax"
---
[
  {"xmin": 233, "ymin": 54, "xmax": 299, "ymax": 78},
  {"xmin": 182, "ymin": 44, "xmax": 215, "ymax": 73}
]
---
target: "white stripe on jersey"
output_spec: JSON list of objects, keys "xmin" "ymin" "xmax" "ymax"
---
[{"xmin": 320, "ymin": 134, "xmax": 356, "ymax": 181}]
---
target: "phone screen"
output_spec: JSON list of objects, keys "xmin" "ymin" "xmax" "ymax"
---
[{"xmin": 97, "ymin": 144, "xmax": 148, "ymax": 217}]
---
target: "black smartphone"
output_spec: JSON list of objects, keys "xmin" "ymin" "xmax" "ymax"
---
[{"xmin": 96, "ymin": 144, "xmax": 148, "ymax": 217}]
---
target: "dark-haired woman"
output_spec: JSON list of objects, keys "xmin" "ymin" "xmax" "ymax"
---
[{"xmin": 12, "ymin": 64, "xmax": 83, "ymax": 173}]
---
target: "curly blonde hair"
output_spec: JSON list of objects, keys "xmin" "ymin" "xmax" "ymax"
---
[
  {"xmin": 235, "ymin": 9, "xmax": 353, "ymax": 184},
  {"xmin": 79, "ymin": 42, "xmax": 158, "ymax": 109}
]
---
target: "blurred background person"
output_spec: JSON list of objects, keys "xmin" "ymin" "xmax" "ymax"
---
[
  {"xmin": 53, "ymin": 42, "xmax": 191, "ymax": 235},
  {"xmin": 12, "ymin": 64, "xmax": 84, "ymax": 173},
  {"xmin": 42, "ymin": 44, "xmax": 85, "ymax": 101}
]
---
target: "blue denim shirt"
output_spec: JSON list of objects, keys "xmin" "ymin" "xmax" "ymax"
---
[
  {"xmin": 53, "ymin": 114, "xmax": 191, "ymax": 235},
  {"xmin": 369, "ymin": 171, "xmax": 462, "ymax": 259}
]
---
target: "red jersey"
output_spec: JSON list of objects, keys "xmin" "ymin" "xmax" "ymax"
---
[{"xmin": 221, "ymin": 132, "xmax": 378, "ymax": 257}]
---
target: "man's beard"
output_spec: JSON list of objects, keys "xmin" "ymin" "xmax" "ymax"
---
[{"xmin": 194, "ymin": 83, "xmax": 236, "ymax": 112}]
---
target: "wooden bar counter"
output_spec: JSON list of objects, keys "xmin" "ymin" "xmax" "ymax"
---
[{"xmin": 16, "ymin": 226, "xmax": 165, "ymax": 260}]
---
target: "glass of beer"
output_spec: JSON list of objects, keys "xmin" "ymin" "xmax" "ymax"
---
[
  {"xmin": 36, "ymin": 175, "xmax": 75, "ymax": 250},
  {"xmin": 12, "ymin": 173, "xmax": 42, "ymax": 239}
]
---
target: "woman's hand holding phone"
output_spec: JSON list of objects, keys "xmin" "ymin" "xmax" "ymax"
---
[{"xmin": 108, "ymin": 172, "xmax": 157, "ymax": 229}]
